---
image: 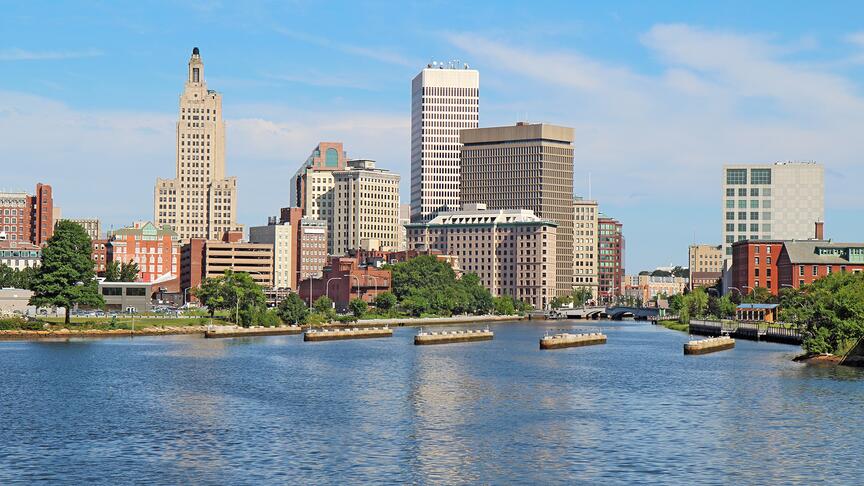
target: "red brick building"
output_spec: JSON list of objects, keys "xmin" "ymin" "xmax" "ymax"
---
[
  {"xmin": 0, "ymin": 183, "xmax": 53, "ymax": 246},
  {"xmin": 730, "ymin": 240, "xmax": 785, "ymax": 296},
  {"xmin": 109, "ymin": 222, "xmax": 181, "ymax": 284},
  {"xmin": 91, "ymin": 238, "xmax": 109, "ymax": 275},
  {"xmin": 279, "ymin": 207, "xmax": 328, "ymax": 289},
  {"xmin": 298, "ymin": 256, "xmax": 391, "ymax": 311},
  {"xmin": 598, "ymin": 216, "xmax": 624, "ymax": 300},
  {"xmin": 180, "ymin": 235, "xmax": 274, "ymax": 303},
  {"xmin": 777, "ymin": 241, "xmax": 864, "ymax": 289}
]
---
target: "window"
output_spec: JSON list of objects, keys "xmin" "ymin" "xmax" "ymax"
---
[
  {"xmin": 799, "ymin": 279, "xmax": 805, "ymax": 287},
  {"xmin": 726, "ymin": 200, "xmax": 735, "ymax": 209},
  {"xmin": 726, "ymin": 188, "xmax": 735, "ymax": 197},
  {"xmin": 767, "ymin": 257, "xmax": 772, "ymax": 264},
  {"xmin": 738, "ymin": 224, "xmax": 747, "ymax": 232},
  {"xmin": 726, "ymin": 212, "xmax": 735, "ymax": 220},
  {"xmin": 755, "ymin": 246, "xmax": 760, "ymax": 254},
  {"xmin": 812, "ymin": 266, "xmax": 818, "ymax": 276},
  {"xmin": 738, "ymin": 188, "xmax": 747, "ymax": 197},
  {"xmin": 750, "ymin": 212, "xmax": 759, "ymax": 220},
  {"xmin": 726, "ymin": 224, "xmax": 734, "ymax": 232},
  {"xmin": 102, "ymin": 287, "xmax": 122, "ymax": 296},
  {"xmin": 750, "ymin": 188, "xmax": 760, "ymax": 196},
  {"xmin": 750, "ymin": 200, "xmax": 759, "ymax": 208},
  {"xmin": 727, "ymin": 169, "xmax": 747, "ymax": 184},
  {"xmin": 126, "ymin": 287, "xmax": 146, "ymax": 296},
  {"xmin": 766, "ymin": 246, "xmax": 772, "ymax": 254},
  {"xmin": 739, "ymin": 212, "xmax": 747, "ymax": 220},
  {"xmin": 799, "ymin": 266, "xmax": 804, "ymax": 276},
  {"xmin": 763, "ymin": 200, "xmax": 772, "ymax": 208},
  {"xmin": 738, "ymin": 200, "xmax": 748, "ymax": 208},
  {"xmin": 755, "ymin": 257, "xmax": 760, "ymax": 265},
  {"xmin": 827, "ymin": 266, "xmax": 832, "ymax": 274},
  {"xmin": 751, "ymin": 168, "xmax": 772, "ymax": 184}
]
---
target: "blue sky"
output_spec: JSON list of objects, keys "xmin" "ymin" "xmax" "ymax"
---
[{"xmin": 3, "ymin": 1, "xmax": 864, "ymax": 271}]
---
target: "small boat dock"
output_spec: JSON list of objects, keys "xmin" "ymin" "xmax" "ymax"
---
[
  {"xmin": 414, "ymin": 328, "xmax": 494, "ymax": 345},
  {"xmin": 539, "ymin": 331, "xmax": 607, "ymax": 350},
  {"xmin": 303, "ymin": 326, "xmax": 393, "ymax": 342},
  {"xmin": 204, "ymin": 325, "xmax": 303, "ymax": 339},
  {"xmin": 684, "ymin": 336, "xmax": 735, "ymax": 355}
]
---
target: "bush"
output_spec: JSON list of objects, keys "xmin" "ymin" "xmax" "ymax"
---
[
  {"xmin": 348, "ymin": 298, "xmax": 368, "ymax": 318},
  {"xmin": 0, "ymin": 318, "xmax": 43, "ymax": 331}
]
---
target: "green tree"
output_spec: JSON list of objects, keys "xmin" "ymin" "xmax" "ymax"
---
[
  {"xmin": 119, "ymin": 261, "xmax": 140, "ymax": 282},
  {"xmin": 572, "ymin": 287, "xmax": 592, "ymax": 307},
  {"xmin": 671, "ymin": 266, "xmax": 689, "ymax": 278},
  {"xmin": 195, "ymin": 277, "xmax": 225, "ymax": 318},
  {"xmin": 29, "ymin": 220, "xmax": 104, "ymax": 324},
  {"xmin": 743, "ymin": 286, "xmax": 774, "ymax": 304},
  {"xmin": 391, "ymin": 255, "xmax": 457, "ymax": 300},
  {"xmin": 313, "ymin": 296, "xmax": 336, "ymax": 321},
  {"xmin": 458, "ymin": 273, "xmax": 493, "ymax": 315},
  {"xmin": 348, "ymin": 298, "xmax": 368, "ymax": 318},
  {"xmin": 277, "ymin": 293, "xmax": 309, "ymax": 325},
  {"xmin": 104, "ymin": 261, "xmax": 121, "ymax": 281},
  {"xmin": 373, "ymin": 291, "xmax": 397, "ymax": 312},
  {"xmin": 493, "ymin": 295, "xmax": 516, "ymax": 315},
  {"xmin": 400, "ymin": 293, "xmax": 429, "ymax": 317},
  {"xmin": 194, "ymin": 270, "xmax": 266, "ymax": 326}
]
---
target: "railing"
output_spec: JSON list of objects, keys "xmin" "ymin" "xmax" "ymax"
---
[{"xmin": 689, "ymin": 319, "xmax": 802, "ymax": 344}]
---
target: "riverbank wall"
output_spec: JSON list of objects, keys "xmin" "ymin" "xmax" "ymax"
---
[
  {"xmin": 688, "ymin": 319, "xmax": 802, "ymax": 345},
  {"xmin": 0, "ymin": 326, "xmax": 209, "ymax": 340}
]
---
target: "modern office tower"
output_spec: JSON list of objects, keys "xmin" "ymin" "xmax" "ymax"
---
[
  {"xmin": 410, "ymin": 61, "xmax": 479, "ymax": 223},
  {"xmin": 109, "ymin": 221, "xmax": 181, "ymax": 283},
  {"xmin": 573, "ymin": 197, "xmax": 599, "ymax": 299},
  {"xmin": 291, "ymin": 143, "xmax": 400, "ymax": 256},
  {"xmin": 155, "ymin": 47, "xmax": 241, "ymax": 241},
  {"xmin": 249, "ymin": 220, "xmax": 294, "ymax": 290},
  {"xmin": 460, "ymin": 122, "xmax": 575, "ymax": 296},
  {"xmin": 63, "ymin": 218, "xmax": 101, "ymax": 240},
  {"xmin": 721, "ymin": 162, "xmax": 824, "ymax": 259},
  {"xmin": 396, "ymin": 203, "xmax": 410, "ymax": 251},
  {"xmin": 332, "ymin": 159, "xmax": 401, "ymax": 255},
  {"xmin": 406, "ymin": 204, "xmax": 558, "ymax": 310},
  {"xmin": 0, "ymin": 183, "xmax": 53, "ymax": 246},
  {"xmin": 598, "ymin": 215, "xmax": 624, "ymax": 301}
]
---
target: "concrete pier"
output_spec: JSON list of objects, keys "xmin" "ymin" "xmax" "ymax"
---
[
  {"xmin": 303, "ymin": 327, "xmax": 393, "ymax": 342},
  {"xmin": 540, "ymin": 332, "xmax": 606, "ymax": 349},
  {"xmin": 204, "ymin": 325, "xmax": 303, "ymax": 338},
  {"xmin": 684, "ymin": 336, "xmax": 735, "ymax": 355},
  {"xmin": 414, "ymin": 329, "xmax": 493, "ymax": 345}
]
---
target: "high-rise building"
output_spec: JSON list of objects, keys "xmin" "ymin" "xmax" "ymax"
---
[
  {"xmin": 406, "ymin": 204, "xmax": 558, "ymax": 310},
  {"xmin": 249, "ymin": 220, "xmax": 294, "ymax": 290},
  {"xmin": 63, "ymin": 218, "xmax": 101, "ymax": 240},
  {"xmin": 460, "ymin": 122, "xmax": 575, "ymax": 296},
  {"xmin": 154, "ymin": 47, "xmax": 241, "ymax": 241},
  {"xmin": 278, "ymin": 208, "xmax": 329, "ymax": 289},
  {"xmin": 721, "ymin": 162, "xmax": 823, "ymax": 259},
  {"xmin": 598, "ymin": 215, "xmax": 624, "ymax": 301},
  {"xmin": 410, "ymin": 62, "xmax": 479, "ymax": 223},
  {"xmin": 396, "ymin": 203, "xmax": 410, "ymax": 251},
  {"xmin": 291, "ymin": 144, "xmax": 400, "ymax": 256},
  {"xmin": 332, "ymin": 159, "xmax": 401, "ymax": 255},
  {"xmin": 0, "ymin": 183, "xmax": 53, "ymax": 246},
  {"xmin": 573, "ymin": 197, "xmax": 598, "ymax": 299}
]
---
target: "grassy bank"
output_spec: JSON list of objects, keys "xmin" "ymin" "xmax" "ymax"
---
[
  {"xmin": 658, "ymin": 319, "xmax": 689, "ymax": 333},
  {"xmin": 1, "ymin": 316, "xmax": 230, "ymax": 332}
]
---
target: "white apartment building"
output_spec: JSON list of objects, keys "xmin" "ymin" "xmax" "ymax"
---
[
  {"xmin": 573, "ymin": 197, "xmax": 598, "ymax": 298},
  {"xmin": 249, "ymin": 222, "xmax": 294, "ymax": 290},
  {"xmin": 155, "ymin": 47, "xmax": 241, "ymax": 241},
  {"xmin": 721, "ymin": 162, "xmax": 824, "ymax": 259},
  {"xmin": 410, "ymin": 62, "xmax": 479, "ymax": 223},
  {"xmin": 406, "ymin": 204, "xmax": 557, "ymax": 310},
  {"xmin": 332, "ymin": 160, "xmax": 401, "ymax": 255}
]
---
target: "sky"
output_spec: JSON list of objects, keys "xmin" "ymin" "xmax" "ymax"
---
[{"xmin": 2, "ymin": 0, "xmax": 864, "ymax": 272}]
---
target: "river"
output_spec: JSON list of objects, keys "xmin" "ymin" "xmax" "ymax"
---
[{"xmin": 1, "ymin": 320, "xmax": 861, "ymax": 484}]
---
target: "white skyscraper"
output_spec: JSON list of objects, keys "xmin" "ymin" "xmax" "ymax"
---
[
  {"xmin": 155, "ymin": 47, "xmax": 241, "ymax": 241},
  {"xmin": 410, "ymin": 62, "xmax": 479, "ymax": 223},
  {"xmin": 721, "ymin": 162, "xmax": 824, "ymax": 259}
]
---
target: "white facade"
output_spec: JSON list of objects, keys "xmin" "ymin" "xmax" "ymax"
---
[
  {"xmin": 155, "ymin": 47, "xmax": 241, "ymax": 241},
  {"xmin": 721, "ymin": 162, "xmax": 824, "ymax": 259},
  {"xmin": 410, "ymin": 63, "xmax": 479, "ymax": 223},
  {"xmin": 249, "ymin": 223, "xmax": 294, "ymax": 289}
]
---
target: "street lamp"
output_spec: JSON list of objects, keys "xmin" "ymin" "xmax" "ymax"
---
[
  {"xmin": 183, "ymin": 287, "xmax": 191, "ymax": 306},
  {"xmin": 367, "ymin": 275, "xmax": 379, "ymax": 296},
  {"xmin": 297, "ymin": 270, "xmax": 315, "ymax": 309},
  {"xmin": 346, "ymin": 274, "xmax": 361, "ymax": 300},
  {"xmin": 325, "ymin": 277, "xmax": 341, "ymax": 301},
  {"xmin": 728, "ymin": 286, "xmax": 742, "ymax": 296}
]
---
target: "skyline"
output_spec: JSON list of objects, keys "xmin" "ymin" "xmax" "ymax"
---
[{"xmin": 3, "ymin": 1, "xmax": 864, "ymax": 271}]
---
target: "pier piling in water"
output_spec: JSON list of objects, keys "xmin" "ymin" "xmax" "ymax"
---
[
  {"xmin": 303, "ymin": 327, "xmax": 393, "ymax": 342},
  {"xmin": 539, "ymin": 332, "xmax": 607, "ymax": 350},
  {"xmin": 204, "ymin": 326, "xmax": 303, "ymax": 338},
  {"xmin": 414, "ymin": 328, "xmax": 493, "ymax": 345},
  {"xmin": 684, "ymin": 336, "xmax": 735, "ymax": 355}
]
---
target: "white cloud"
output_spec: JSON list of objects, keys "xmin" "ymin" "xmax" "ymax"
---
[
  {"xmin": 274, "ymin": 28, "xmax": 418, "ymax": 67},
  {"xmin": 0, "ymin": 48, "xmax": 103, "ymax": 61}
]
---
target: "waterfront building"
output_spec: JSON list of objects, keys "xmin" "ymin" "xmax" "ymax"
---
[
  {"xmin": 410, "ymin": 62, "xmax": 479, "ymax": 223},
  {"xmin": 721, "ymin": 162, "xmax": 823, "ymax": 259},
  {"xmin": 181, "ymin": 237, "xmax": 273, "ymax": 299},
  {"xmin": 0, "ymin": 241, "xmax": 41, "ymax": 270},
  {"xmin": 777, "ymin": 241, "xmax": 864, "ymax": 289},
  {"xmin": 573, "ymin": 197, "xmax": 599, "ymax": 299},
  {"xmin": 63, "ymin": 218, "xmax": 101, "ymax": 240},
  {"xmin": 730, "ymin": 239, "xmax": 786, "ymax": 296},
  {"xmin": 249, "ymin": 220, "xmax": 293, "ymax": 290},
  {"xmin": 109, "ymin": 222, "xmax": 181, "ymax": 284},
  {"xmin": 624, "ymin": 274, "xmax": 688, "ymax": 303},
  {"xmin": 406, "ymin": 204, "xmax": 557, "ymax": 310},
  {"xmin": 0, "ymin": 183, "xmax": 53, "ymax": 246},
  {"xmin": 154, "ymin": 47, "xmax": 242, "ymax": 241},
  {"xmin": 278, "ymin": 207, "xmax": 328, "ymax": 289},
  {"xmin": 688, "ymin": 244, "xmax": 723, "ymax": 290},
  {"xmin": 298, "ymin": 256, "xmax": 391, "ymax": 311},
  {"xmin": 460, "ymin": 122, "xmax": 575, "ymax": 296},
  {"xmin": 332, "ymin": 159, "xmax": 401, "ymax": 255},
  {"xmin": 98, "ymin": 281, "xmax": 153, "ymax": 313},
  {"xmin": 598, "ymin": 215, "xmax": 624, "ymax": 300}
]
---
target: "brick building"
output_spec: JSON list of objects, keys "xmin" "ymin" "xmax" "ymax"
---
[
  {"xmin": 777, "ymin": 241, "xmax": 864, "ymax": 289},
  {"xmin": 279, "ymin": 207, "xmax": 328, "ymax": 289},
  {"xmin": 298, "ymin": 256, "xmax": 391, "ymax": 311},
  {"xmin": 91, "ymin": 238, "xmax": 109, "ymax": 275},
  {"xmin": 598, "ymin": 216, "xmax": 625, "ymax": 301},
  {"xmin": 0, "ymin": 183, "xmax": 53, "ymax": 246},
  {"xmin": 730, "ymin": 240, "xmax": 785, "ymax": 296},
  {"xmin": 109, "ymin": 222, "xmax": 181, "ymax": 284},
  {"xmin": 181, "ymin": 236, "xmax": 273, "ymax": 302}
]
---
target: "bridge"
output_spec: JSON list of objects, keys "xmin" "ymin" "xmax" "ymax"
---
[{"xmin": 548, "ymin": 306, "xmax": 662, "ymax": 320}]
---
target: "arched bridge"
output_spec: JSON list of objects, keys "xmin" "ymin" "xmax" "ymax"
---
[
  {"xmin": 604, "ymin": 306, "xmax": 661, "ymax": 320},
  {"xmin": 549, "ymin": 306, "xmax": 662, "ymax": 320}
]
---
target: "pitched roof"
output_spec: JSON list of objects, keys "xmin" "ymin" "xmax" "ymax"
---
[{"xmin": 782, "ymin": 241, "xmax": 864, "ymax": 265}]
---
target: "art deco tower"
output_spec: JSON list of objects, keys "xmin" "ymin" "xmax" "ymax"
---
[{"xmin": 154, "ymin": 47, "xmax": 241, "ymax": 241}]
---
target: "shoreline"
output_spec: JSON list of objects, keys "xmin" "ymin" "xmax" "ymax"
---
[{"xmin": 0, "ymin": 314, "xmax": 529, "ymax": 341}]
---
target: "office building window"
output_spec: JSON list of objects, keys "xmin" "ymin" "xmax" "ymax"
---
[
  {"xmin": 751, "ymin": 168, "xmax": 772, "ymax": 184},
  {"xmin": 727, "ymin": 169, "xmax": 747, "ymax": 184}
]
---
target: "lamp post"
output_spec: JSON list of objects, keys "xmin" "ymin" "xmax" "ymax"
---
[
  {"xmin": 183, "ymin": 287, "xmax": 191, "ymax": 307},
  {"xmin": 297, "ymin": 270, "xmax": 314, "ymax": 309},
  {"xmin": 326, "ymin": 277, "xmax": 341, "ymax": 301},
  {"xmin": 346, "ymin": 274, "xmax": 361, "ymax": 300},
  {"xmin": 367, "ymin": 275, "xmax": 379, "ymax": 296}
]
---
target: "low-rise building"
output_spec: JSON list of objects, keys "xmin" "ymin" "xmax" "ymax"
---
[
  {"xmin": 0, "ymin": 241, "xmax": 41, "ymax": 270},
  {"xmin": 624, "ymin": 274, "xmax": 688, "ymax": 302},
  {"xmin": 0, "ymin": 288, "xmax": 34, "ymax": 315},
  {"xmin": 406, "ymin": 204, "xmax": 557, "ymax": 310},
  {"xmin": 777, "ymin": 241, "xmax": 864, "ymax": 289},
  {"xmin": 730, "ymin": 239, "xmax": 785, "ymax": 296},
  {"xmin": 91, "ymin": 238, "xmax": 109, "ymax": 275},
  {"xmin": 109, "ymin": 222, "xmax": 181, "ymax": 284},
  {"xmin": 98, "ymin": 281, "xmax": 152, "ymax": 313},
  {"xmin": 690, "ymin": 271, "xmax": 721, "ymax": 290},
  {"xmin": 298, "ymin": 256, "xmax": 391, "ymax": 311},
  {"xmin": 181, "ymin": 236, "xmax": 274, "ymax": 300}
]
